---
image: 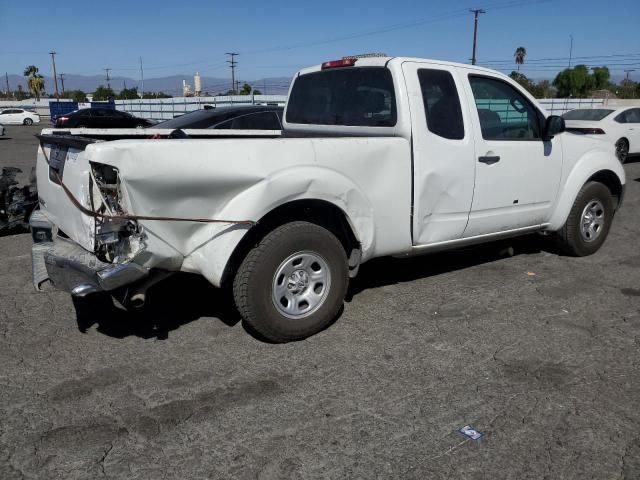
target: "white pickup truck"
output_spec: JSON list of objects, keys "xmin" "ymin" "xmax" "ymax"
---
[{"xmin": 31, "ymin": 56, "xmax": 625, "ymax": 342}]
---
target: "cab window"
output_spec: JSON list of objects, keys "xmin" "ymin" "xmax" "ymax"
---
[
  {"xmin": 418, "ymin": 69, "xmax": 464, "ymax": 140},
  {"xmin": 469, "ymin": 75, "xmax": 543, "ymax": 140}
]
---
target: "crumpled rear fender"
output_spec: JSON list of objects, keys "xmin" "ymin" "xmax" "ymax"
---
[{"xmin": 181, "ymin": 165, "xmax": 375, "ymax": 286}]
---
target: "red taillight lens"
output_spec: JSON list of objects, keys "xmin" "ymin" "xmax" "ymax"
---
[
  {"xmin": 57, "ymin": 117, "xmax": 68, "ymax": 124},
  {"xmin": 321, "ymin": 58, "xmax": 357, "ymax": 69},
  {"xmin": 568, "ymin": 127, "xmax": 605, "ymax": 134}
]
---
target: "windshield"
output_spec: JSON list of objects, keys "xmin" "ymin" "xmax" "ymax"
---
[
  {"xmin": 562, "ymin": 109, "xmax": 614, "ymax": 121},
  {"xmin": 286, "ymin": 67, "xmax": 397, "ymax": 127}
]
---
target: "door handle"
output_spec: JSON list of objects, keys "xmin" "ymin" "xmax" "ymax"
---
[{"xmin": 479, "ymin": 155, "xmax": 500, "ymax": 164}]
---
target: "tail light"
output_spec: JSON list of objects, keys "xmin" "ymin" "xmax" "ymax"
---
[
  {"xmin": 56, "ymin": 116, "xmax": 69, "ymax": 125},
  {"xmin": 567, "ymin": 127, "xmax": 605, "ymax": 135},
  {"xmin": 321, "ymin": 58, "xmax": 357, "ymax": 69}
]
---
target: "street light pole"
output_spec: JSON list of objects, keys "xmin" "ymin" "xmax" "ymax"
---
[{"xmin": 58, "ymin": 73, "xmax": 65, "ymax": 94}]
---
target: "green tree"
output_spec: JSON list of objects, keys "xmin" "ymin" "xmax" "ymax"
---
[
  {"xmin": 253, "ymin": 89, "xmax": 262, "ymax": 95},
  {"xmin": 141, "ymin": 91, "xmax": 172, "ymax": 99},
  {"xmin": 62, "ymin": 89, "xmax": 87, "ymax": 102},
  {"xmin": 514, "ymin": 47, "xmax": 526, "ymax": 72},
  {"xmin": 591, "ymin": 66, "xmax": 610, "ymax": 90},
  {"xmin": 23, "ymin": 65, "xmax": 45, "ymax": 101},
  {"xmin": 117, "ymin": 87, "xmax": 139, "ymax": 100},
  {"xmin": 93, "ymin": 85, "xmax": 116, "ymax": 101},
  {"xmin": 15, "ymin": 85, "xmax": 28, "ymax": 101},
  {"xmin": 509, "ymin": 71, "xmax": 536, "ymax": 95},
  {"xmin": 533, "ymin": 80, "xmax": 554, "ymax": 98},
  {"xmin": 552, "ymin": 65, "xmax": 594, "ymax": 97},
  {"xmin": 239, "ymin": 83, "xmax": 252, "ymax": 95}
]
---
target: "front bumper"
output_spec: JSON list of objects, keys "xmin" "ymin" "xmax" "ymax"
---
[{"xmin": 30, "ymin": 210, "xmax": 148, "ymax": 296}]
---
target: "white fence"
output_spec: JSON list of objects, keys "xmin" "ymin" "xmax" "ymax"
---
[
  {"xmin": 538, "ymin": 98, "xmax": 605, "ymax": 115},
  {"xmin": 116, "ymin": 95, "xmax": 287, "ymax": 120},
  {"xmin": 3, "ymin": 96, "xmax": 639, "ymax": 121}
]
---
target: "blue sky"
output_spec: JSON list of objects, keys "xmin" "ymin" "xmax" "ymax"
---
[{"xmin": 1, "ymin": 0, "xmax": 639, "ymax": 82}]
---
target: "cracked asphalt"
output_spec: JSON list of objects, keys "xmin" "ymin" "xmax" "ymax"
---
[{"xmin": 1, "ymin": 125, "xmax": 639, "ymax": 479}]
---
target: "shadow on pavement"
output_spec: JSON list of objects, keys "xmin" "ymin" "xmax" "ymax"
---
[
  {"xmin": 347, "ymin": 234, "xmax": 548, "ymax": 299},
  {"xmin": 73, "ymin": 273, "xmax": 240, "ymax": 340},
  {"xmin": 73, "ymin": 235, "xmax": 548, "ymax": 341}
]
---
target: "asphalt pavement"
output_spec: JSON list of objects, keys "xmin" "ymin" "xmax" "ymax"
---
[{"xmin": 1, "ymin": 125, "xmax": 639, "ymax": 479}]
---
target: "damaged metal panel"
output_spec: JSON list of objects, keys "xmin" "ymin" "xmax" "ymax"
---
[
  {"xmin": 79, "ymin": 136, "xmax": 413, "ymax": 286},
  {"xmin": 0, "ymin": 167, "xmax": 38, "ymax": 234}
]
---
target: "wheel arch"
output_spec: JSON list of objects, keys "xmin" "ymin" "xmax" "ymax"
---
[
  {"xmin": 220, "ymin": 198, "xmax": 362, "ymax": 287},
  {"xmin": 548, "ymin": 150, "xmax": 625, "ymax": 231}
]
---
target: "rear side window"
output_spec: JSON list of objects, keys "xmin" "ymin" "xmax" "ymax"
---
[
  {"xmin": 418, "ymin": 69, "xmax": 464, "ymax": 140},
  {"xmin": 286, "ymin": 67, "xmax": 397, "ymax": 127}
]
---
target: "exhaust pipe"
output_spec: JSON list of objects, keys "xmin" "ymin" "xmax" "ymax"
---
[{"xmin": 126, "ymin": 271, "xmax": 173, "ymax": 309}]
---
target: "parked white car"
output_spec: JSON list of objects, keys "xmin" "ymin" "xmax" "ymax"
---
[
  {"xmin": 31, "ymin": 56, "xmax": 625, "ymax": 342},
  {"xmin": 563, "ymin": 107, "xmax": 640, "ymax": 162},
  {"xmin": 0, "ymin": 108, "xmax": 41, "ymax": 126}
]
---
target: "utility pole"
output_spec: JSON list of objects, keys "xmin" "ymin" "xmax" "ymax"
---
[
  {"xmin": 469, "ymin": 9, "xmax": 485, "ymax": 65},
  {"xmin": 568, "ymin": 35, "xmax": 573, "ymax": 68},
  {"xmin": 226, "ymin": 52, "xmax": 238, "ymax": 94},
  {"xmin": 624, "ymin": 69, "xmax": 636, "ymax": 97},
  {"xmin": 104, "ymin": 68, "xmax": 111, "ymax": 90},
  {"xmin": 139, "ymin": 57, "xmax": 144, "ymax": 98},
  {"xmin": 49, "ymin": 51, "xmax": 60, "ymax": 100},
  {"xmin": 4, "ymin": 72, "xmax": 10, "ymax": 98},
  {"xmin": 58, "ymin": 73, "xmax": 65, "ymax": 94}
]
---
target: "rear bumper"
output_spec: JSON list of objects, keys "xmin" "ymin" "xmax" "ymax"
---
[{"xmin": 30, "ymin": 210, "xmax": 148, "ymax": 296}]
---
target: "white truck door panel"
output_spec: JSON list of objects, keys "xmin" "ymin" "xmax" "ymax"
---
[
  {"xmin": 462, "ymin": 73, "xmax": 563, "ymax": 237},
  {"xmin": 402, "ymin": 62, "xmax": 476, "ymax": 245}
]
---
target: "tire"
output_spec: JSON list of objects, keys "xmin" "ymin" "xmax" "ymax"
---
[
  {"xmin": 556, "ymin": 181, "xmax": 614, "ymax": 256},
  {"xmin": 233, "ymin": 221, "xmax": 348, "ymax": 342},
  {"xmin": 23, "ymin": 118, "xmax": 33, "ymax": 126},
  {"xmin": 615, "ymin": 138, "xmax": 629, "ymax": 163}
]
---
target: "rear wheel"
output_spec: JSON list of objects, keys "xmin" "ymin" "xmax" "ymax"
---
[
  {"xmin": 233, "ymin": 221, "xmax": 348, "ymax": 342},
  {"xmin": 556, "ymin": 181, "xmax": 614, "ymax": 256},
  {"xmin": 615, "ymin": 138, "xmax": 629, "ymax": 163},
  {"xmin": 23, "ymin": 118, "xmax": 33, "ymax": 126}
]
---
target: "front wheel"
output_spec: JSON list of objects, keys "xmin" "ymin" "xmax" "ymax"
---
[
  {"xmin": 556, "ymin": 181, "xmax": 614, "ymax": 256},
  {"xmin": 23, "ymin": 118, "xmax": 33, "ymax": 126},
  {"xmin": 233, "ymin": 221, "xmax": 348, "ymax": 342}
]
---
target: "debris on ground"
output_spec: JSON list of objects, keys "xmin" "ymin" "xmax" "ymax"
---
[
  {"xmin": 458, "ymin": 425, "xmax": 484, "ymax": 440},
  {"xmin": 0, "ymin": 166, "xmax": 39, "ymax": 234}
]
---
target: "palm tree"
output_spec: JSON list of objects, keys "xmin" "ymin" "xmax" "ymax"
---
[
  {"xmin": 514, "ymin": 47, "xmax": 526, "ymax": 72},
  {"xmin": 23, "ymin": 65, "xmax": 45, "ymax": 101}
]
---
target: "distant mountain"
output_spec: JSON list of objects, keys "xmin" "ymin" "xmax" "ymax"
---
[{"xmin": 4, "ymin": 74, "xmax": 293, "ymax": 96}]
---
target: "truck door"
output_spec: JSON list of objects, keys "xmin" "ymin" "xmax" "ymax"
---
[
  {"xmin": 462, "ymin": 73, "xmax": 563, "ymax": 237},
  {"xmin": 402, "ymin": 62, "xmax": 476, "ymax": 245}
]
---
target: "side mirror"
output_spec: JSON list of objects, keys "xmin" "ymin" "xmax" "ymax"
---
[{"xmin": 543, "ymin": 115, "xmax": 565, "ymax": 140}]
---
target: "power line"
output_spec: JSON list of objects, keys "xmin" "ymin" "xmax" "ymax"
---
[{"xmin": 240, "ymin": 0, "xmax": 548, "ymax": 56}]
